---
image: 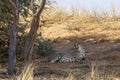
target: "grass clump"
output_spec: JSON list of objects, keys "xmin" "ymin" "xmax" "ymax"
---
[{"xmin": 16, "ymin": 64, "xmax": 34, "ymax": 80}]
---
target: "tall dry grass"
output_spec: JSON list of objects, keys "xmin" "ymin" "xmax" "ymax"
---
[
  {"xmin": 42, "ymin": 6, "xmax": 120, "ymax": 22},
  {"xmin": 41, "ymin": 6, "xmax": 120, "ymax": 41},
  {"xmin": 16, "ymin": 64, "xmax": 34, "ymax": 80}
]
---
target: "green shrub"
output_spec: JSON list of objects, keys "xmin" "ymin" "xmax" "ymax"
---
[{"xmin": 35, "ymin": 38, "xmax": 54, "ymax": 56}]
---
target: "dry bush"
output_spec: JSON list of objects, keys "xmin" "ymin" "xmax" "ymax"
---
[{"xmin": 41, "ymin": 7, "xmax": 71, "ymax": 23}]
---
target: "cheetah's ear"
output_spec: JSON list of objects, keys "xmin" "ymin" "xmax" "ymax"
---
[{"xmin": 74, "ymin": 43, "xmax": 79, "ymax": 49}]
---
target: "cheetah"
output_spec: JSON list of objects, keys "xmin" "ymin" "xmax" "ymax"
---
[{"xmin": 48, "ymin": 43, "xmax": 86, "ymax": 63}]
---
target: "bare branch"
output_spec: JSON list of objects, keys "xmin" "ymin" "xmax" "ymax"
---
[
  {"xmin": 8, "ymin": 0, "xmax": 17, "ymax": 10},
  {"xmin": 31, "ymin": 0, "xmax": 34, "ymax": 14},
  {"xmin": 34, "ymin": 0, "xmax": 46, "ymax": 16},
  {"xmin": 8, "ymin": 0, "xmax": 19, "ymax": 18}
]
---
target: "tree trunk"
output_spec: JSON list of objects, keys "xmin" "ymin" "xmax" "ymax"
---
[
  {"xmin": 24, "ymin": 0, "xmax": 46, "ymax": 64},
  {"xmin": 7, "ymin": 0, "xmax": 19, "ymax": 76},
  {"xmin": 24, "ymin": 16, "xmax": 40, "ymax": 63}
]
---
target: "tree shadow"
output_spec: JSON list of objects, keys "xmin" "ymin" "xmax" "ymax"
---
[{"xmin": 49, "ymin": 34, "xmax": 120, "ymax": 63}]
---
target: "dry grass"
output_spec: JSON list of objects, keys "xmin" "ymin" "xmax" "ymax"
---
[
  {"xmin": 16, "ymin": 64, "xmax": 34, "ymax": 80},
  {"xmin": 42, "ymin": 6, "xmax": 120, "ymax": 22},
  {"xmin": 14, "ymin": 63, "xmax": 119, "ymax": 80},
  {"xmin": 86, "ymin": 62, "xmax": 117, "ymax": 80},
  {"xmin": 41, "ymin": 6, "xmax": 120, "ymax": 41}
]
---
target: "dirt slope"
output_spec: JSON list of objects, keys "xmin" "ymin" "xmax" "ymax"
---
[{"xmin": 41, "ymin": 21, "xmax": 120, "ymax": 65}]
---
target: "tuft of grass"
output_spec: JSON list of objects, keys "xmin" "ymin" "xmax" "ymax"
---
[
  {"xmin": 86, "ymin": 62, "xmax": 120, "ymax": 80},
  {"xmin": 16, "ymin": 64, "xmax": 34, "ymax": 80}
]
